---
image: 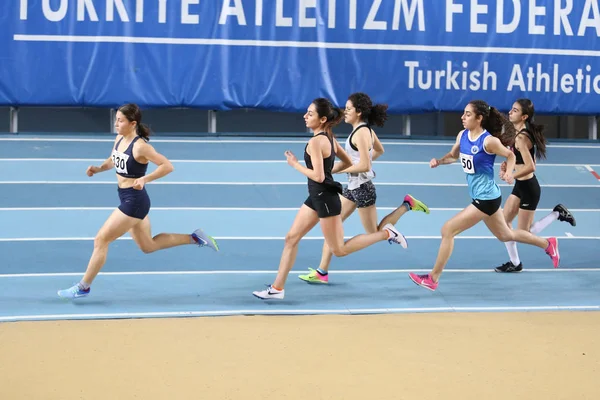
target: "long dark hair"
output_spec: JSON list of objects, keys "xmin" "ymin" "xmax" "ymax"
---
[
  {"xmin": 515, "ymin": 98, "xmax": 547, "ymax": 160},
  {"xmin": 348, "ymin": 92, "xmax": 388, "ymax": 127},
  {"xmin": 468, "ymin": 100, "xmax": 514, "ymax": 147},
  {"xmin": 312, "ymin": 98, "xmax": 344, "ymax": 138},
  {"xmin": 118, "ymin": 103, "xmax": 151, "ymax": 141}
]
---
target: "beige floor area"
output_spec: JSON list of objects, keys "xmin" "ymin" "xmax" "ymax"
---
[{"xmin": 1, "ymin": 312, "xmax": 599, "ymax": 400}]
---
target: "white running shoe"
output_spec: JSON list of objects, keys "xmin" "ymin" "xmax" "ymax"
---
[
  {"xmin": 383, "ymin": 223, "xmax": 408, "ymax": 248},
  {"xmin": 253, "ymin": 285, "xmax": 285, "ymax": 300}
]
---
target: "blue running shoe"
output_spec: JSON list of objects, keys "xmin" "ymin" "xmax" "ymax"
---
[
  {"xmin": 191, "ymin": 229, "xmax": 219, "ymax": 252},
  {"xmin": 58, "ymin": 283, "xmax": 90, "ymax": 299}
]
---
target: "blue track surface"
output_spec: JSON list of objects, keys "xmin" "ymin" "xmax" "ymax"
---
[{"xmin": 0, "ymin": 135, "xmax": 598, "ymax": 321}]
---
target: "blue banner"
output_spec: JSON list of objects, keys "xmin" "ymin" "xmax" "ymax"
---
[{"xmin": 2, "ymin": 0, "xmax": 600, "ymax": 114}]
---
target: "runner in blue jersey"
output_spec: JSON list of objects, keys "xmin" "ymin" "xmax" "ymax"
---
[{"xmin": 408, "ymin": 100, "xmax": 560, "ymax": 291}]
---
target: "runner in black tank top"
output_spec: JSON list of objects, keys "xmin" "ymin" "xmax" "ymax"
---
[
  {"xmin": 304, "ymin": 132, "xmax": 343, "ymax": 198},
  {"xmin": 301, "ymin": 131, "xmax": 343, "ymax": 219},
  {"xmin": 299, "ymin": 92, "xmax": 430, "ymax": 285},
  {"xmin": 513, "ymin": 130, "xmax": 535, "ymax": 165},
  {"xmin": 508, "ymin": 129, "xmax": 541, "ymax": 213},
  {"xmin": 494, "ymin": 99, "xmax": 574, "ymax": 273},
  {"xmin": 253, "ymin": 98, "xmax": 407, "ymax": 300}
]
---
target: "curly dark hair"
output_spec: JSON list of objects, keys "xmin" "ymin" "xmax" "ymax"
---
[{"xmin": 348, "ymin": 92, "xmax": 388, "ymax": 127}]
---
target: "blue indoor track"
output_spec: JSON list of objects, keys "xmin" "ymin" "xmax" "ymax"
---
[{"xmin": 0, "ymin": 135, "xmax": 598, "ymax": 322}]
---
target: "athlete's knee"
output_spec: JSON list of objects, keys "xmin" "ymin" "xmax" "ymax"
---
[
  {"xmin": 138, "ymin": 242, "xmax": 157, "ymax": 254},
  {"xmin": 94, "ymin": 232, "xmax": 113, "ymax": 249},
  {"xmin": 495, "ymin": 231, "xmax": 513, "ymax": 242},
  {"xmin": 364, "ymin": 223, "xmax": 378, "ymax": 234},
  {"xmin": 284, "ymin": 231, "xmax": 302, "ymax": 247},
  {"xmin": 329, "ymin": 245, "xmax": 348, "ymax": 258},
  {"xmin": 135, "ymin": 233, "xmax": 165, "ymax": 254},
  {"xmin": 440, "ymin": 222, "xmax": 458, "ymax": 238}
]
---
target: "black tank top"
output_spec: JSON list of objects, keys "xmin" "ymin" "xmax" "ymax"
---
[
  {"xmin": 112, "ymin": 136, "xmax": 149, "ymax": 178},
  {"xmin": 513, "ymin": 131, "xmax": 536, "ymax": 165},
  {"xmin": 303, "ymin": 132, "xmax": 343, "ymax": 195}
]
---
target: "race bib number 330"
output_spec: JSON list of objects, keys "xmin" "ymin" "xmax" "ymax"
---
[{"xmin": 112, "ymin": 151, "xmax": 129, "ymax": 175}]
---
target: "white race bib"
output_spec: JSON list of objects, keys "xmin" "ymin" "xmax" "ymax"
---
[
  {"xmin": 460, "ymin": 153, "xmax": 475, "ymax": 174},
  {"xmin": 111, "ymin": 150, "xmax": 129, "ymax": 175}
]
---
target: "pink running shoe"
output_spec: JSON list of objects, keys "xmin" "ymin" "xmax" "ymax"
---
[
  {"xmin": 403, "ymin": 194, "xmax": 430, "ymax": 214},
  {"xmin": 298, "ymin": 268, "xmax": 329, "ymax": 284},
  {"xmin": 545, "ymin": 237, "xmax": 560, "ymax": 268},
  {"xmin": 408, "ymin": 273, "xmax": 438, "ymax": 291}
]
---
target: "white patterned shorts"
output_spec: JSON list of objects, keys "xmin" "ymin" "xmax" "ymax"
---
[{"xmin": 342, "ymin": 180, "xmax": 377, "ymax": 208}]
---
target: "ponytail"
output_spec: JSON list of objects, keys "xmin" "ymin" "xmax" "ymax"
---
[
  {"xmin": 137, "ymin": 123, "xmax": 151, "ymax": 142},
  {"xmin": 469, "ymin": 100, "xmax": 514, "ymax": 147},
  {"xmin": 522, "ymin": 119, "xmax": 547, "ymax": 160},
  {"xmin": 313, "ymin": 98, "xmax": 343, "ymax": 138},
  {"xmin": 367, "ymin": 104, "xmax": 389, "ymax": 127}
]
